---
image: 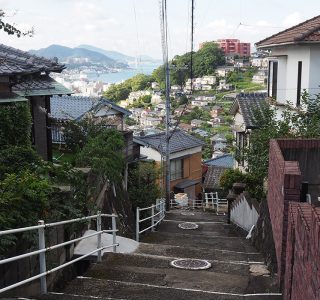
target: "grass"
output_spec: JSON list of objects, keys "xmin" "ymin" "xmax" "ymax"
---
[{"xmin": 53, "ymin": 148, "xmax": 76, "ymax": 164}]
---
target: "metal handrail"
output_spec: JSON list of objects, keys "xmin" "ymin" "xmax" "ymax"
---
[
  {"xmin": 136, "ymin": 199, "xmax": 165, "ymax": 242},
  {"xmin": 0, "ymin": 212, "xmax": 118, "ymax": 295}
]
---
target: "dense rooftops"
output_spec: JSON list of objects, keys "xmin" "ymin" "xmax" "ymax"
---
[{"xmin": 256, "ymin": 15, "xmax": 320, "ymax": 48}]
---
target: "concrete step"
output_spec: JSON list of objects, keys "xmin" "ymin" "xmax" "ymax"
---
[
  {"xmin": 136, "ymin": 242, "xmax": 265, "ymax": 262},
  {"xmin": 140, "ymin": 231, "xmax": 257, "ymax": 253},
  {"xmin": 165, "ymin": 210, "xmax": 226, "ymax": 222},
  {"xmin": 51, "ymin": 277, "xmax": 281, "ymax": 300},
  {"xmin": 157, "ymin": 219, "xmax": 238, "ymax": 237}
]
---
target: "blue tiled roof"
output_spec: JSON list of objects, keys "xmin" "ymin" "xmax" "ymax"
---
[
  {"xmin": 50, "ymin": 95, "xmax": 131, "ymax": 120},
  {"xmin": 204, "ymin": 154, "xmax": 234, "ymax": 168}
]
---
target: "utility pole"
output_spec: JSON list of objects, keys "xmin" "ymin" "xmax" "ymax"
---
[{"xmin": 162, "ymin": 0, "xmax": 171, "ymax": 210}]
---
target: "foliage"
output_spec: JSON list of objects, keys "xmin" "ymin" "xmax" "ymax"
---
[
  {"xmin": 243, "ymin": 91, "xmax": 320, "ymax": 198},
  {"xmin": 63, "ymin": 118, "xmax": 111, "ymax": 153},
  {"xmin": 104, "ymin": 82, "xmax": 131, "ymax": 102},
  {"xmin": 104, "ymin": 73, "xmax": 154, "ymax": 102},
  {"xmin": 180, "ymin": 107, "xmax": 211, "ymax": 124},
  {"xmin": 76, "ymin": 129, "xmax": 125, "ymax": 183},
  {"xmin": 0, "ymin": 170, "xmax": 52, "ymax": 251},
  {"xmin": 220, "ymin": 168, "xmax": 247, "ymax": 191},
  {"xmin": 0, "ymin": 146, "xmax": 41, "ymax": 180},
  {"xmin": 128, "ymin": 162, "xmax": 160, "ymax": 209},
  {"xmin": 0, "ymin": 102, "xmax": 32, "ymax": 148},
  {"xmin": 139, "ymin": 94, "xmax": 152, "ymax": 104},
  {"xmin": 152, "ymin": 42, "xmax": 225, "ymax": 87},
  {"xmin": 0, "ymin": 10, "xmax": 33, "ymax": 37},
  {"xmin": 125, "ymin": 117, "xmax": 137, "ymax": 126}
]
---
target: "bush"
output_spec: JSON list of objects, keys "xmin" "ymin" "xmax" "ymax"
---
[{"xmin": 220, "ymin": 168, "xmax": 247, "ymax": 191}]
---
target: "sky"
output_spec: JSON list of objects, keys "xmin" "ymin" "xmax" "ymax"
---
[{"xmin": 0, "ymin": 0, "xmax": 320, "ymax": 59}]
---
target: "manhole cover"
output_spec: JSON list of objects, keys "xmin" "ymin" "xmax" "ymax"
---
[
  {"xmin": 181, "ymin": 212, "xmax": 195, "ymax": 216},
  {"xmin": 178, "ymin": 222, "xmax": 199, "ymax": 230},
  {"xmin": 170, "ymin": 259, "xmax": 211, "ymax": 270}
]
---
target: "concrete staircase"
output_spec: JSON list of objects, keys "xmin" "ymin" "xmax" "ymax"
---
[{"xmin": 37, "ymin": 210, "xmax": 281, "ymax": 300}]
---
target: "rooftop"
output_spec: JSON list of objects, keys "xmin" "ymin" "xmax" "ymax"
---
[
  {"xmin": 0, "ymin": 44, "xmax": 65, "ymax": 76},
  {"xmin": 204, "ymin": 154, "xmax": 234, "ymax": 168},
  {"xmin": 51, "ymin": 95, "xmax": 131, "ymax": 120},
  {"xmin": 256, "ymin": 15, "xmax": 320, "ymax": 48},
  {"xmin": 230, "ymin": 93, "xmax": 267, "ymax": 129},
  {"xmin": 134, "ymin": 130, "xmax": 205, "ymax": 155}
]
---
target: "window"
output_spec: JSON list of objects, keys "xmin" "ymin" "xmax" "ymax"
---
[
  {"xmin": 170, "ymin": 159, "xmax": 183, "ymax": 181},
  {"xmin": 268, "ymin": 60, "xmax": 278, "ymax": 99},
  {"xmin": 296, "ymin": 61, "xmax": 302, "ymax": 106}
]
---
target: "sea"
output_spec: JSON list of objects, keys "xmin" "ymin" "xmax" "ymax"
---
[{"xmin": 86, "ymin": 62, "xmax": 161, "ymax": 84}]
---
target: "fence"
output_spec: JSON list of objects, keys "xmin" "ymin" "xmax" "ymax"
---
[
  {"xmin": 170, "ymin": 199, "xmax": 204, "ymax": 209},
  {"xmin": 0, "ymin": 212, "xmax": 118, "ymax": 295},
  {"xmin": 204, "ymin": 192, "xmax": 228, "ymax": 214},
  {"xmin": 136, "ymin": 199, "xmax": 165, "ymax": 242}
]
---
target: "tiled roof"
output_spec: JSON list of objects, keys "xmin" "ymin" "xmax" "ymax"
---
[
  {"xmin": 203, "ymin": 166, "xmax": 228, "ymax": 189},
  {"xmin": 134, "ymin": 130, "xmax": 205, "ymax": 155},
  {"xmin": 0, "ymin": 92, "xmax": 28, "ymax": 103},
  {"xmin": 0, "ymin": 44, "xmax": 65, "ymax": 76},
  {"xmin": 51, "ymin": 95, "xmax": 131, "ymax": 120},
  {"xmin": 204, "ymin": 154, "xmax": 234, "ymax": 168},
  {"xmin": 256, "ymin": 15, "xmax": 320, "ymax": 48},
  {"xmin": 13, "ymin": 75, "xmax": 72, "ymax": 96},
  {"xmin": 230, "ymin": 93, "xmax": 267, "ymax": 129}
]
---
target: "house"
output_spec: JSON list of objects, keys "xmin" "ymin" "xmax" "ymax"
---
[
  {"xmin": 250, "ymin": 57, "xmax": 269, "ymax": 68},
  {"xmin": 134, "ymin": 130, "xmax": 205, "ymax": 198},
  {"xmin": 201, "ymin": 75, "xmax": 216, "ymax": 85},
  {"xmin": 216, "ymin": 66, "xmax": 234, "ymax": 78},
  {"xmin": 255, "ymin": 15, "xmax": 320, "ymax": 107},
  {"xmin": 210, "ymin": 105, "xmax": 223, "ymax": 118},
  {"xmin": 190, "ymin": 119, "xmax": 204, "ymax": 128},
  {"xmin": 192, "ymin": 128, "xmax": 209, "ymax": 138},
  {"xmin": 252, "ymin": 70, "xmax": 268, "ymax": 85},
  {"xmin": 218, "ymin": 79, "xmax": 232, "ymax": 91},
  {"xmin": 0, "ymin": 44, "xmax": 72, "ymax": 160},
  {"xmin": 230, "ymin": 93, "xmax": 267, "ymax": 169},
  {"xmin": 50, "ymin": 96, "xmax": 131, "ymax": 143},
  {"xmin": 204, "ymin": 154, "xmax": 234, "ymax": 169},
  {"xmin": 178, "ymin": 123, "xmax": 193, "ymax": 132},
  {"xmin": 216, "ymin": 39, "xmax": 251, "ymax": 57},
  {"xmin": 191, "ymin": 99, "xmax": 209, "ymax": 107},
  {"xmin": 140, "ymin": 116, "xmax": 162, "ymax": 127}
]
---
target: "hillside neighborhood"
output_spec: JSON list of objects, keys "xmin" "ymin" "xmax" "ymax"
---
[{"xmin": 0, "ymin": 5, "xmax": 320, "ymax": 300}]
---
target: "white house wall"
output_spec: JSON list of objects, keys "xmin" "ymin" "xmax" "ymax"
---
[
  {"xmin": 139, "ymin": 145, "xmax": 202, "ymax": 162},
  {"xmin": 309, "ymin": 46, "xmax": 320, "ymax": 97}
]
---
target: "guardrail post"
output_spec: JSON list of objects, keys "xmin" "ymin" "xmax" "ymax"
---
[
  {"xmin": 112, "ymin": 215, "xmax": 117, "ymax": 253},
  {"xmin": 151, "ymin": 205, "xmax": 155, "ymax": 232},
  {"xmin": 136, "ymin": 207, "xmax": 140, "ymax": 242},
  {"xmin": 96, "ymin": 211, "xmax": 102, "ymax": 262},
  {"xmin": 38, "ymin": 220, "xmax": 47, "ymax": 294},
  {"xmin": 162, "ymin": 200, "xmax": 165, "ymax": 219}
]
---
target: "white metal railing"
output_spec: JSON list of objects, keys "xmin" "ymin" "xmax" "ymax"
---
[
  {"xmin": 170, "ymin": 199, "xmax": 204, "ymax": 210},
  {"xmin": 136, "ymin": 199, "xmax": 165, "ymax": 242},
  {"xmin": 204, "ymin": 192, "xmax": 228, "ymax": 214},
  {"xmin": 0, "ymin": 212, "xmax": 118, "ymax": 295}
]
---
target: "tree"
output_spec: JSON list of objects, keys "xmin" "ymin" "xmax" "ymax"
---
[
  {"xmin": 128, "ymin": 162, "xmax": 160, "ymax": 209},
  {"xmin": 0, "ymin": 10, "xmax": 34, "ymax": 37},
  {"xmin": 127, "ymin": 74, "xmax": 152, "ymax": 91},
  {"xmin": 243, "ymin": 91, "xmax": 320, "ymax": 198},
  {"xmin": 76, "ymin": 129, "xmax": 125, "ymax": 183},
  {"xmin": 104, "ymin": 83, "xmax": 131, "ymax": 102}
]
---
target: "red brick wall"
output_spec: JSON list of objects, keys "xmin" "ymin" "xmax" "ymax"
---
[{"xmin": 268, "ymin": 139, "xmax": 320, "ymax": 299}]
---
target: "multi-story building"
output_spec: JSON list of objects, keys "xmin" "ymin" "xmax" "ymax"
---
[{"xmin": 216, "ymin": 39, "xmax": 251, "ymax": 57}]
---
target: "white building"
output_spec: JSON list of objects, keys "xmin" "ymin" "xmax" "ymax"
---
[{"xmin": 256, "ymin": 15, "xmax": 320, "ymax": 107}]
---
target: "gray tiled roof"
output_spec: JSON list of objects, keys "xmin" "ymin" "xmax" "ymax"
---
[
  {"xmin": 134, "ymin": 130, "xmax": 205, "ymax": 155},
  {"xmin": 230, "ymin": 93, "xmax": 267, "ymax": 129},
  {"xmin": 0, "ymin": 44, "xmax": 65, "ymax": 76},
  {"xmin": 204, "ymin": 154, "xmax": 234, "ymax": 168},
  {"xmin": 51, "ymin": 95, "xmax": 131, "ymax": 120},
  {"xmin": 203, "ymin": 166, "xmax": 228, "ymax": 189},
  {"xmin": 13, "ymin": 75, "xmax": 71, "ymax": 96}
]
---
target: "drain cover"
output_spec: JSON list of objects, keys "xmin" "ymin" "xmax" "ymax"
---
[
  {"xmin": 170, "ymin": 259, "xmax": 211, "ymax": 270},
  {"xmin": 178, "ymin": 222, "xmax": 199, "ymax": 230},
  {"xmin": 181, "ymin": 212, "xmax": 195, "ymax": 216}
]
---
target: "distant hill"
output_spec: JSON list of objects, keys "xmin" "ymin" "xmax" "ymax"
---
[
  {"xmin": 77, "ymin": 44, "xmax": 134, "ymax": 63},
  {"xmin": 77, "ymin": 44, "xmax": 161, "ymax": 64},
  {"xmin": 29, "ymin": 44, "xmax": 128, "ymax": 68}
]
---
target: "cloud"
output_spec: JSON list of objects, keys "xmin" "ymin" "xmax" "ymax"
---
[{"xmin": 282, "ymin": 12, "xmax": 302, "ymax": 27}]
